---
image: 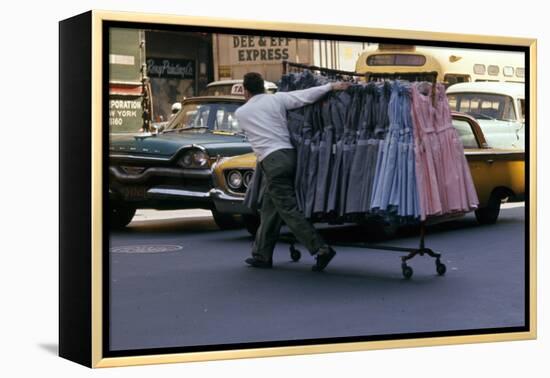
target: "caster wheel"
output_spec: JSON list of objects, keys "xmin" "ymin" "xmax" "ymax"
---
[
  {"xmin": 402, "ymin": 264, "xmax": 413, "ymax": 279},
  {"xmin": 290, "ymin": 246, "xmax": 302, "ymax": 262},
  {"xmin": 436, "ymin": 260, "xmax": 447, "ymax": 276}
]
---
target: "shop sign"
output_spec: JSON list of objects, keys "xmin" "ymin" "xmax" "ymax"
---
[
  {"xmin": 147, "ymin": 58, "xmax": 195, "ymax": 79},
  {"xmin": 109, "ymin": 95, "xmax": 143, "ymax": 133},
  {"xmin": 232, "ymin": 36, "xmax": 291, "ymax": 62}
]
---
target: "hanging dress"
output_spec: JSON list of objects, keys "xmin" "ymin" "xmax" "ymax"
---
[
  {"xmin": 313, "ymin": 95, "xmax": 334, "ymax": 215},
  {"xmin": 346, "ymin": 83, "xmax": 373, "ymax": 214},
  {"xmin": 339, "ymin": 85, "xmax": 361, "ymax": 216},
  {"xmin": 410, "ymin": 82, "xmax": 478, "ymax": 220},
  {"xmin": 326, "ymin": 90, "xmax": 350, "ymax": 215},
  {"xmin": 432, "ymin": 83, "xmax": 479, "ymax": 213},
  {"xmin": 304, "ymin": 102, "xmax": 323, "ymax": 218},
  {"xmin": 370, "ymin": 81, "xmax": 402, "ymax": 213},
  {"xmin": 410, "ymin": 82, "xmax": 444, "ymax": 220}
]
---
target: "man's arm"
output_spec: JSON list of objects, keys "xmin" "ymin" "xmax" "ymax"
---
[{"xmin": 277, "ymin": 82, "xmax": 351, "ymax": 110}]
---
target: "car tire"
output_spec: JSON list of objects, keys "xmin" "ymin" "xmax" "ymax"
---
[
  {"xmin": 110, "ymin": 203, "xmax": 136, "ymax": 229},
  {"xmin": 475, "ymin": 194, "xmax": 501, "ymax": 225},
  {"xmin": 242, "ymin": 214, "xmax": 261, "ymax": 236},
  {"xmin": 211, "ymin": 210, "xmax": 243, "ymax": 230}
]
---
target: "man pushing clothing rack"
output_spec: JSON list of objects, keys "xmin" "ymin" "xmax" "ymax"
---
[{"xmin": 235, "ymin": 72, "xmax": 351, "ymax": 271}]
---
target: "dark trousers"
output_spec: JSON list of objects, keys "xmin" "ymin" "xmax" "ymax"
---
[{"xmin": 253, "ymin": 148, "xmax": 325, "ymax": 261}]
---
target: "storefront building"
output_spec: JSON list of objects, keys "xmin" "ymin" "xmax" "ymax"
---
[
  {"xmin": 145, "ymin": 30, "xmax": 213, "ymax": 122},
  {"xmin": 212, "ymin": 34, "xmax": 314, "ymax": 83},
  {"xmin": 108, "ymin": 28, "xmax": 146, "ymax": 134}
]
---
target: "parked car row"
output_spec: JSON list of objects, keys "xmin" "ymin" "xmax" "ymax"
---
[
  {"xmin": 109, "ymin": 95, "xmax": 250, "ymax": 229},
  {"xmin": 109, "ymin": 81, "xmax": 525, "ymax": 232}
]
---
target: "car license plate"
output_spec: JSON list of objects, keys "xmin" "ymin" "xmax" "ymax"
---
[{"xmin": 121, "ymin": 186, "xmax": 147, "ymax": 200}]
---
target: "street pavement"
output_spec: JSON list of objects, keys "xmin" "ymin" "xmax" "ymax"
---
[{"xmin": 109, "ymin": 204, "xmax": 526, "ymax": 351}]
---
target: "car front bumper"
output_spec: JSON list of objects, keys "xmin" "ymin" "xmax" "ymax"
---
[
  {"xmin": 209, "ymin": 189, "xmax": 254, "ymax": 215},
  {"xmin": 109, "ymin": 166, "xmax": 214, "ymax": 208}
]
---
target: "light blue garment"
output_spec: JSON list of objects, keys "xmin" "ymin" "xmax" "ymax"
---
[{"xmin": 370, "ymin": 81, "xmax": 420, "ymax": 220}]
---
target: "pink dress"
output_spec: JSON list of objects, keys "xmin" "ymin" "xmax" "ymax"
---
[
  {"xmin": 411, "ymin": 82, "xmax": 478, "ymax": 220},
  {"xmin": 433, "ymin": 84, "xmax": 479, "ymax": 212}
]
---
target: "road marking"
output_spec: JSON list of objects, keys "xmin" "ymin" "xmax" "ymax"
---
[{"xmin": 110, "ymin": 245, "xmax": 184, "ymax": 254}]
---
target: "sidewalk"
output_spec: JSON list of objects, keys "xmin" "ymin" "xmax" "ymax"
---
[
  {"xmin": 131, "ymin": 202, "xmax": 525, "ymax": 223},
  {"xmin": 132, "ymin": 209, "xmax": 213, "ymax": 223}
]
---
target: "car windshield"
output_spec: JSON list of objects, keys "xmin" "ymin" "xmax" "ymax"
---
[
  {"xmin": 165, "ymin": 102, "xmax": 242, "ymax": 132},
  {"xmin": 447, "ymin": 92, "xmax": 517, "ymax": 122},
  {"xmin": 201, "ymin": 85, "xmax": 235, "ymax": 96}
]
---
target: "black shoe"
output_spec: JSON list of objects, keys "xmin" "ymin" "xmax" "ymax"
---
[
  {"xmin": 312, "ymin": 247, "xmax": 336, "ymax": 272},
  {"xmin": 245, "ymin": 257, "xmax": 273, "ymax": 269}
]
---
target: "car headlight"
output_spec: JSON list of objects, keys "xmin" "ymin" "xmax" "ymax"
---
[
  {"xmin": 242, "ymin": 170, "xmax": 254, "ymax": 188},
  {"xmin": 227, "ymin": 170, "xmax": 243, "ymax": 190},
  {"xmin": 181, "ymin": 151, "xmax": 194, "ymax": 167},
  {"xmin": 178, "ymin": 148, "xmax": 210, "ymax": 168},
  {"xmin": 193, "ymin": 150, "xmax": 209, "ymax": 167}
]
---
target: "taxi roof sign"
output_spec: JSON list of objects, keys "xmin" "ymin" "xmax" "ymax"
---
[{"xmin": 231, "ymin": 83, "xmax": 245, "ymax": 95}]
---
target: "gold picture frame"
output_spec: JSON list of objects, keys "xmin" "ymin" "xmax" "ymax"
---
[{"xmin": 59, "ymin": 9, "xmax": 537, "ymax": 368}]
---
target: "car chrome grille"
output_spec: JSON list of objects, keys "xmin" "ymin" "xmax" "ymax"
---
[{"xmin": 120, "ymin": 166, "xmax": 146, "ymax": 175}]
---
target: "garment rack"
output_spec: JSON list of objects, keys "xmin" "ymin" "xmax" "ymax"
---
[
  {"xmin": 279, "ymin": 62, "xmax": 445, "ymax": 279},
  {"xmin": 281, "ymin": 222, "xmax": 446, "ymax": 279}
]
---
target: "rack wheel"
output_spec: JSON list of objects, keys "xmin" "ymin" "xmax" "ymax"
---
[
  {"xmin": 402, "ymin": 264, "xmax": 413, "ymax": 279},
  {"xmin": 289, "ymin": 245, "xmax": 302, "ymax": 262},
  {"xmin": 436, "ymin": 260, "xmax": 447, "ymax": 276}
]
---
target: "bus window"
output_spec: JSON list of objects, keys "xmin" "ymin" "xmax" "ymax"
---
[
  {"xmin": 503, "ymin": 66, "xmax": 514, "ymax": 77},
  {"xmin": 366, "ymin": 54, "xmax": 426, "ymax": 66},
  {"xmin": 516, "ymin": 67, "xmax": 525, "ymax": 78},
  {"xmin": 368, "ymin": 72, "xmax": 437, "ymax": 82},
  {"xmin": 473, "ymin": 64, "xmax": 486, "ymax": 75},
  {"xmin": 487, "ymin": 65, "xmax": 500, "ymax": 76},
  {"xmin": 444, "ymin": 74, "xmax": 471, "ymax": 86}
]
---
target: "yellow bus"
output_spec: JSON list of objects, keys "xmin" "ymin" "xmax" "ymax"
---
[{"xmin": 355, "ymin": 44, "xmax": 525, "ymax": 86}]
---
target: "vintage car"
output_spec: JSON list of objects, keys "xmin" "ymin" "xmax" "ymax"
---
[
  {"xmin": 109, "ymin": 95, "xmax": 252, "ymax": 229},
  {"xmin": 446, "ymin": 82, "xmax": 524, "ymax": 150},
  {"xmin": 201, "ymin": 79, "xmax": 278, "ymax": 96},
  {"xmin": 210, "ymin": 112, "xmax": 525, "ymax": 235}
]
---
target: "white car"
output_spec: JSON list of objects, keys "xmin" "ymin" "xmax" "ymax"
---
[
  {"xmin": 446, "ymin": 82, "xmax": 524, "ymax": 149},
  {"xmin": 201, "ymin": 79, "xmax": 278, "ymax": 97}
]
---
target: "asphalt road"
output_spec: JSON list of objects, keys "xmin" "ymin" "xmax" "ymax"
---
[{"xmin": 109, "ymin": 204, "xmax": 526, "ymax": 351}]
